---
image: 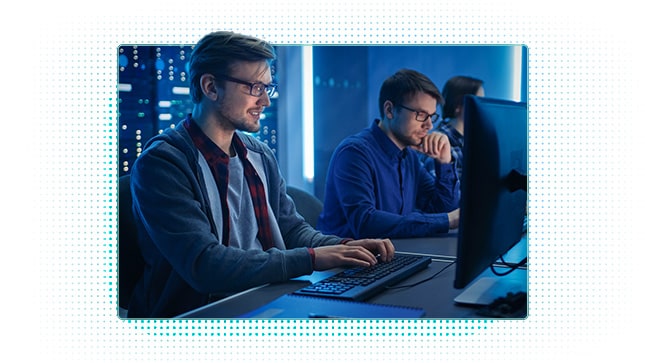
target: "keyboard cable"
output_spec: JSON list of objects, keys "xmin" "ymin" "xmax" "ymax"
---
[{"xmin": 384, "ymin": 260, "xmax": 456, "ymax": 290}]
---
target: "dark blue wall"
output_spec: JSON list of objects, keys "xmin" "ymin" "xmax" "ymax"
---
[{"xmin": 312, "ymin": 46, "xmax": 370, "ymax": 199}]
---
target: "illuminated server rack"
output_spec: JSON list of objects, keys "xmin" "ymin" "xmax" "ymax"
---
[{"xmin": 117, "ymin": 45, "xmax": 279, "ymax": 178}]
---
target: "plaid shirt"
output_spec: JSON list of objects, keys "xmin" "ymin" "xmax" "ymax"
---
[
  {"xmin": 184, "ymin": 116, "xmax": 275, "ymax": 250},
  {"xmin": 435, "ymin": 120, "xmax": 464, "ymax": 179}
]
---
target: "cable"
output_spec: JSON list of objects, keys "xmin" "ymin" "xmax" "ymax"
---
[
  {"xmin": 385, "ymin": 260, "xmax": 456, "ymax": 290},
  {"xmin": 490, "ymin": 256, "xmax": 527, "ymax": 276}
]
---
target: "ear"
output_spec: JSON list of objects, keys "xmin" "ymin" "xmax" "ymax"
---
[
  {"xmin": 384, "ymin": 100, "xmax": 395, "ymax": 119},
  {"xmin": 200, "ymin": 74, "xmax": 217, "ymax": 100}
]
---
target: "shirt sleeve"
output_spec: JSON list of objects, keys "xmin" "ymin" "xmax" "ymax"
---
[{"xmin": 415, "ymin": 158, "xmax": 461, "ymax": 213}]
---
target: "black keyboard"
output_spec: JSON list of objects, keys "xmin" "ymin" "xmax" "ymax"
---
[{"xmin": 292, "ymin": 253, "xmax": 432, "ymax": 301}]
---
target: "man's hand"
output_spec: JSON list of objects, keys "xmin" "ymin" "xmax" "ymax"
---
[
  {"xmin": 345, "ymin": 238, "xmax": 395, "ymax": 262},
  {"xmin": 414, "ymin": 132, "xmax": 452, "ymax": 164},
  {"xmin": 312, "ymin": 238, "xmax": 394, "ymax": 271},
  {"xmin": 448, "ymin": 208, "xmax": 460, "ymax": 229}
]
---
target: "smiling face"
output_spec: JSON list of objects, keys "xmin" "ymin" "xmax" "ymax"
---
[
  {"xmin": 384, "ymin": 92, "xmax": 438, "ymax": 149},
  {"xmin": 213, "ymin": 60, "xmax": 273, "ymax": 133}
]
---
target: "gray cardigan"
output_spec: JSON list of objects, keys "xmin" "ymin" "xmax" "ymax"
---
[{"xmin": 127, "ymin": 118, "xmax": 343, "ymax": 318}]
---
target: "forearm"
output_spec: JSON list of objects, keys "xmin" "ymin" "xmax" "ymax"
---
[
  {"xmin": 428, "ymin": 162, "xmax": 461, "ymax": 211},
  {"xmin": 189, "ymin": 245, "xmax": 314, "ymax": 293},
  {"xmin": 349, "ymin": 209, "xmax": 450, "ymax": 239}
]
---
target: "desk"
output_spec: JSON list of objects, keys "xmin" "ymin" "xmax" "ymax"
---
[
  {"xmin": 393, "ymin": 231, "xmax": 459, "ymax": 260},
  {"xmin": 394, "ymin": 230, "xmax": 527, "ymax": 265},
  {"xmin": 176, "ymin": 232, "xmax": 527, "ymax": 319}
]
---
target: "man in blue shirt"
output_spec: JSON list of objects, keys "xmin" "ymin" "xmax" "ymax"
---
[{"xmin": 317, "ymin": 69, "xmax": 461, "ymax": 239}]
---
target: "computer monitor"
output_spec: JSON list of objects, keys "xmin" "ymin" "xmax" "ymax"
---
[{"xmin": 453, "ymin": 95, "xmax": 528, "ymax": 296}]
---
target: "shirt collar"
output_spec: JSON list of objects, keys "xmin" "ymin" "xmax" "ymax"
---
[
  {"xmin": 185, "ymin": 114, "xmax": 249, "ymax": 162},
  {"xmin": 370, "ymin": 119, "xmax": 408, "ymax": 160}
]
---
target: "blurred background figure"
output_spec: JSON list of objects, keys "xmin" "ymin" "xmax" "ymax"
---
[{"xmin": 420, "ymin": 75, "xmax": 485, "ymax": 180}]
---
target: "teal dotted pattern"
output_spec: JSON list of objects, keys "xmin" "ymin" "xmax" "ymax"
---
[{"xmin": 28, "ymin": 1, "xmax": 644, "ymax": 362}]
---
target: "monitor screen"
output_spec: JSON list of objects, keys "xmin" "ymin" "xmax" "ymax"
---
[{"xmin": 454, "ymin": 95, "xmax": 528, "ymax": 290}]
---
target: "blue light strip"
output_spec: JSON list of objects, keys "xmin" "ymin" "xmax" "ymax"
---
[
  {"xmin": 512, "ymin": 46, "xmax": 523, "ymax": 102},
  {"xmin": 302, "ymin": 46, "xmax": 314, "ymax": 182}
]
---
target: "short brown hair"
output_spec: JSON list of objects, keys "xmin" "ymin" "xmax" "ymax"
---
[
  {"xmin": 188, "ymin": 31, "xmax": 276, "ymax": 103},
  {"xmin": 378, "ymin": 69, "xmax": 443, "ymax": 119}
]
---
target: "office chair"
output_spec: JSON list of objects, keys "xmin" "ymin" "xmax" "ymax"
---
[
  {"xmin": 286, "ymin": 185, "xmax": 323, "ymax": 229},
  {"xmin": 118, "ymin": 174, "xmax": 144, "ymax": 316}
]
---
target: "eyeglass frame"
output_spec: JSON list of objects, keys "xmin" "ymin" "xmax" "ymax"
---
[
  {"xmin": 213, "ymin": 74, "xmax": 277, "ymax": 97},
  {"xmin": 397, "ymin": 104, "xmax": 440, "ymax": 123}
]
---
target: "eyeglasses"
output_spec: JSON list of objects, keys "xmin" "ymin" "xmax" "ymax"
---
[
  {"xmin": 398, "ymin": 104, "xmax": 440, "ymax": 123},
  {"xmin": 215, "ymin": 74, "xmax": 277, "ymax": 97}
]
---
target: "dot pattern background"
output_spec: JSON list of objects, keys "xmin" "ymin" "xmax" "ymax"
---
[{"xmin": 4, "ymin": 0, "xmax": 643, "ymax": 362}]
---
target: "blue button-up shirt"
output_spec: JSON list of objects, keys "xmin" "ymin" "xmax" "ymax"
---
[{"xmin": 317, "ymin": 120, "xmax": 461, "ymax": 239}]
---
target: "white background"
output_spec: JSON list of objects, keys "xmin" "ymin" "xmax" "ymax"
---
[{"xmin": 1, "ymin": 0, "xmax": 643, "ymax": 362}]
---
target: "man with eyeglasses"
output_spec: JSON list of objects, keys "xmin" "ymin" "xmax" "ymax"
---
[
  {"xmin": 317, "ymin": 69, "xmax": 461, "ymax": 240},
  {"xmin": 127, "ymin": 31, "xmax": 394, "ymax": 318}
]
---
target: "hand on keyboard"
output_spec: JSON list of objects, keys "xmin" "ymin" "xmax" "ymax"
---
[
  {"xmin": 312, "ymin": 238, "xmax": 394, "ymax": 270},
  {"xmin": 344, "ymin": 238, "xmax": 395, "ymax": 263},
  {"xmin": 294, "ymin": 253, "xmax": 433, "ymax": 301}
]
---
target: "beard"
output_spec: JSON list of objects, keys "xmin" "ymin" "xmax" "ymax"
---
[{"xmin": 217, "ymin": 103, "xmax": 263, "ymax": 134}]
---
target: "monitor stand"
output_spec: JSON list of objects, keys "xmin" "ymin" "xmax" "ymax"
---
[{"xmin": 453, "ymin": 275, "xmax": 526, "ymax": 306}]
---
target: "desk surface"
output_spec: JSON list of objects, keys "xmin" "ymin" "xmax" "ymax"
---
[
  {"xmin": 177, "ymin": 232, "xmax": 527, "ymax": 319},
  {"xmin": 392, "ymin": 231, "xmax": 459, "ymax": 259}
]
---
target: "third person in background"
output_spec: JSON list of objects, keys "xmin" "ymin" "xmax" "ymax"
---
[{"xmin": 420, "ymin": 75, "xmax": 485, "ymax": 179}]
